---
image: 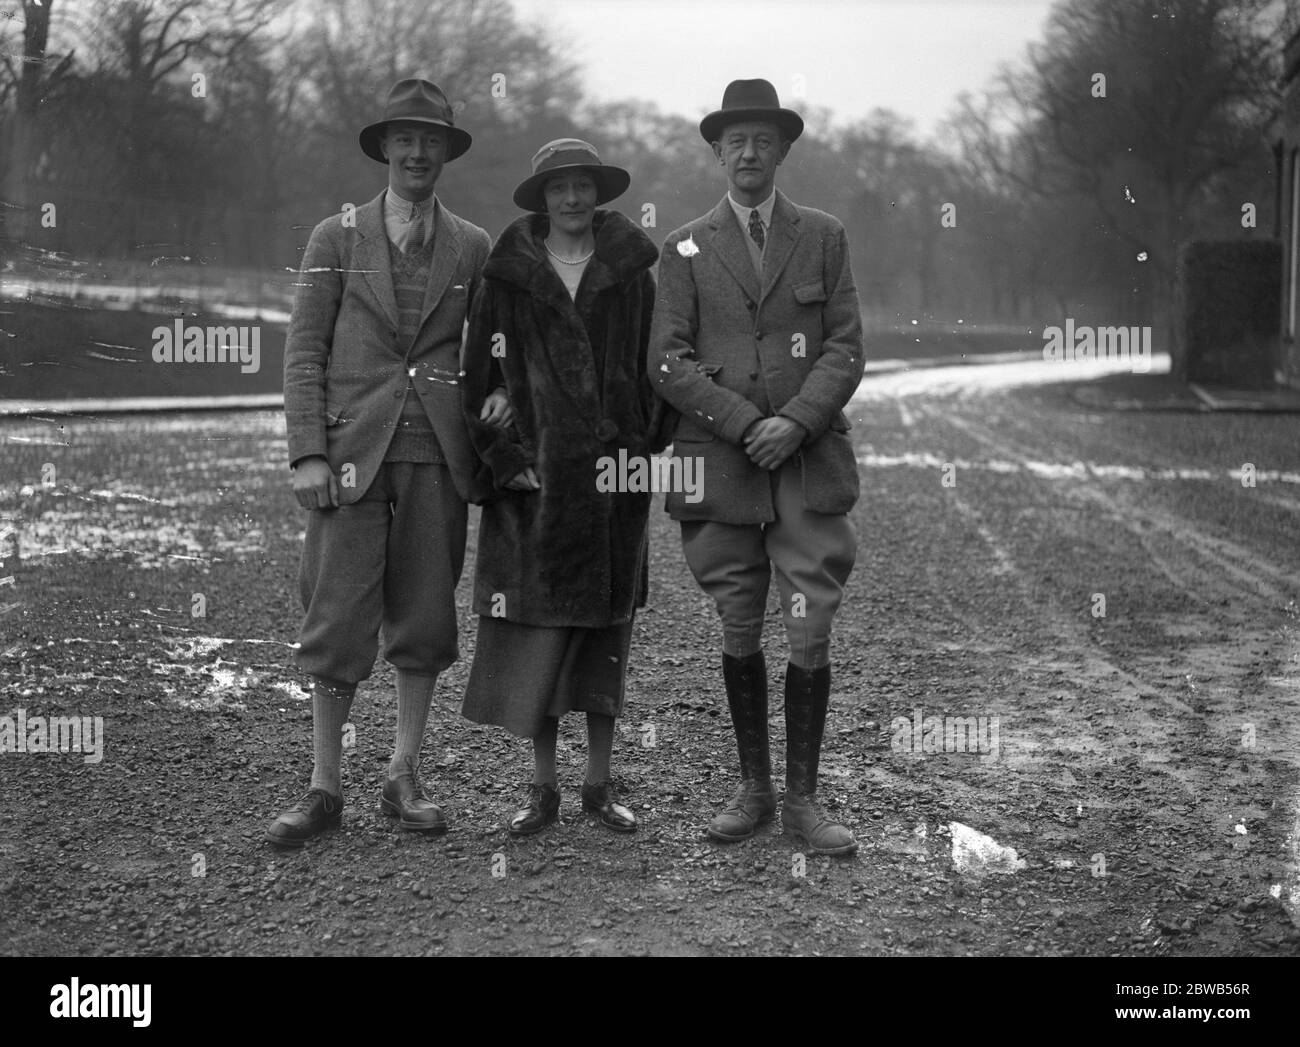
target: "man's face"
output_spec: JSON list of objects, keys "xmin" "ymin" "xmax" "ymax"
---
[
  {"xmin": 712, "ymin": 121, "xmax": 789, "ymax": 202},
  {"xmin": 381, "ymin": 121, "xmax": 448, "ymax": 200},
  {"xmin": 543, "ymin": 169, "xmax": 599, "ymax": 238}
]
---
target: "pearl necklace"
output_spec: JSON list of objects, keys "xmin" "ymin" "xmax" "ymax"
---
[{"xmin": 545, "ymin": 239, "xmax": 594, "ymax": 265}]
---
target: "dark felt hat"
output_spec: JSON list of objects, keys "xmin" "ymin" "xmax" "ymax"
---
[
  {"xmin": 512, "ymin": 139, "xmax": 631, "ymax": 213},
  {"xmin": 359, "ymin": 79, "xmax": 472, "ymax": 163},
  {"xmin": 699, "ymin": 78, "xmax": 804, "ymax": 144}
]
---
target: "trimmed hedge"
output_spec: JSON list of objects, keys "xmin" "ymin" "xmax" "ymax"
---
[{"xmin": 1175, "ymin": 240, "xmax": 1281, "ymax": 387}]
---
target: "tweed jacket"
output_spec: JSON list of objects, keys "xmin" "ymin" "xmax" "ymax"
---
[
  {"xmin": 283, "ymin": 190, "xmax": 492, "ymax": 503},
  {"xmin": 648, "ymin": 190, "xmax": 864, "ymax": 524}
]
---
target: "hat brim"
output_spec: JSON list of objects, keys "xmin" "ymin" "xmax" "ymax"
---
[
  {"xmin": 699, "ymin": 108, "xmax": 803, "ymax": 145},
  {"xmin": 512, "ymin": 163, "xmax": 631, "ymax": 213},
  {"xmin": 359, "ymin": 118, "xmax": 472, "ymax": 163}
]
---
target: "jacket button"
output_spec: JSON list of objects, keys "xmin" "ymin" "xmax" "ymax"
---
[
  {"xmin": 394, "ymin": 389, "xmax": 404, "ymax": 399},
  {"xmin": 595, "ymin": 419, "xmax": 619, "ymax": 442},
  {"xmin": 755, "ymin": 331, "xmax": 764, "ymax": 340},
  {"xmin": 749, "ymin": 371, "xmax": 759, "ymax": 380},
  {"xmin": 746, "ymin": 301, "xmax": 756, "ymax": 311}
]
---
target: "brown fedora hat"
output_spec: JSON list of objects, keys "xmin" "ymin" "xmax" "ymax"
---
[
  {"xmin": 699, "ymin": 78, "xmax": 803, "ymax": 144},
  {"xmin": 512, "ymin": 138, "xmax": 631, "ymax": 213},
  {"xmin": 359, "ymin": 78, "xmax": 472, "ymax": 163}
]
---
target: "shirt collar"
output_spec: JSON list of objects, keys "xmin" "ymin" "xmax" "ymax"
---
[
  {"xmin": 727, "ymin": 189, "xmax": 776, "ymax": 231},
  {"xmin": 385, "ymin": 189, "xmax": 436, "ymax": 222}
]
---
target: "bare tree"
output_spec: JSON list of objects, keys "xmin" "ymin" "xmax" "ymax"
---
[
  {"xmin": 0, "ymin": 0, "xmax": 78, "ymax": 260},
  {"xmin": 953, "ymin": 0, "xmax": 1283, "ymax": 332},
  {"xmin": 75, "ymin": 0, "xmax": 276, "ymax": 253}
]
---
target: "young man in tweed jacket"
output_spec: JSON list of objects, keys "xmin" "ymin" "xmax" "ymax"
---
[{"xmin": 269, "ymin": 79, "xmax": 492, "ymax": 848}]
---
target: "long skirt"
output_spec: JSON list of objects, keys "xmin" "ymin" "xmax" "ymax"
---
[{"xmin": 461, "ymin": 614, "xmax": 635, "ymax": 739}]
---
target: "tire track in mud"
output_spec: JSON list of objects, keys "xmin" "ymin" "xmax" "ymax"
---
[{"xmin": 905, "ymin": 393, "xmax": 1300, "ymax": 937}]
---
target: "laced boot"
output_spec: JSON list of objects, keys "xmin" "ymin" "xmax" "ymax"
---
[
  {"xmin": 782, "ymin": 663, "xmax": 857, "ymax": 856},
  {"xmin": 707, "ymin": 651, "xmax": 776, "ymax": 842}
]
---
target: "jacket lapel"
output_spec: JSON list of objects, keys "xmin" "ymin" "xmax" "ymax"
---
[
  {"xmin": 761, "ymin": 190, "xmax": 802, "ymax": 302},
  {"xmin": 705, "ymin": 196, "xmax": 761, "ymax": 305},
  {"xmin": 354, "ymin": 190, "xmax": 399, "ymax": 331},
  {"xmin": 419, "ymin": 198, "xmax": 463, "ymax": 329}
]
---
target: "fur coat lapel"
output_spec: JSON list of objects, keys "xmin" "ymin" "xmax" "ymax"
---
[{"xmin": 483, "ymin": 209, "xmax": 659, "ymax": 420}]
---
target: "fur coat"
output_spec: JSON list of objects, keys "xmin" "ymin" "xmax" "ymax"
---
[{"xmin": 462, "ymin": 208, "xmax": 664, "ymax": 628}]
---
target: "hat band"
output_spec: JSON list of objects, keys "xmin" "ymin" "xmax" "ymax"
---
[
  {"xmin": 534, "ymin": 149, "xmax": 603, "ymax": 174},
  {"xmin": 382, "ymin": 107, "xmax": 455, "ymax": 127}
]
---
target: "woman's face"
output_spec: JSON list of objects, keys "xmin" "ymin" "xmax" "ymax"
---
[{"xmin": 543, "ymin": 170, "xmax": 598, "ymax": 238}]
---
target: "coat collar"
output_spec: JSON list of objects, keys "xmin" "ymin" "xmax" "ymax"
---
[
  {"xmin": 483, "ymin": 208, "xmax": 657, "ymax": 308},
  {"xmin": 483, "ymin": 209, "xmax": 656, "ymax": 424},
  {"xmin": 705, "ymin": 188, "xmax": 801, "ymax": 304},
  {"xmin": 352, "ymin": 189, "xmax": 464, "ymax": 336}
]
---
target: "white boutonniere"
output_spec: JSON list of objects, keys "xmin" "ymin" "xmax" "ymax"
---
[{"xmin": 676, "ymin": 235, "xmax": 699, "ymax": 258}]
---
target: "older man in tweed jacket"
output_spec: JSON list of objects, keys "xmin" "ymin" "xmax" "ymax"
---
[
  {"xmin": 650, "ymin": 79, "xmax": 864, "ymax": 856},
  {"xmin": 269, "ymin": 79, "xmax": 492, "ymax": 848}
]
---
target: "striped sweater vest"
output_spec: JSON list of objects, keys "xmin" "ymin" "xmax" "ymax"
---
[{"xmin": 383, "ymin": 234, "xmax": 444, "ymax": 463}]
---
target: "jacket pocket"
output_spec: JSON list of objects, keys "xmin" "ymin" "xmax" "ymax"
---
[{"xmin": 794, "ymin": 280, "xmax": 828, "ymax": 304}]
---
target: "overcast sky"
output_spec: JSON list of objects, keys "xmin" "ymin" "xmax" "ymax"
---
[{"xmin": 512, "ymin": 0, "xmax": 1057, "ymax": 138}]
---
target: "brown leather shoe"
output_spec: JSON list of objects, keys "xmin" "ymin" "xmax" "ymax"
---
[
  {"xmin": 380, "ymin": 757, "xmax": 447, "ymax": 834},
  {"xmin": 509, "ymin": 783, "xmax": 560, "ymax": 836},
  {"xmin": 782, "ymin": 789, "xmax": 858, "ymax": 856},
  {"xmin": 581, "ymin": 780, "xmax": 637, "ymax": 833},
  {"xmin": 707, "ymin": 778, "xmax": 776, "ymax": 842},
  {"xmin": 266, "ymin": 788, "xmax": 343, "ymax": 848}
]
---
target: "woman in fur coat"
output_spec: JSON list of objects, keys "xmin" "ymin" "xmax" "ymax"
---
[{"xmin": 461, "ymin": 139, "xmax": 664, "ymax": 836}]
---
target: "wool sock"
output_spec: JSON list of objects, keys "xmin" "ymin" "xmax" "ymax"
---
[
  {"xmin": 389, "ymin": 670, "xmax": 438, "ymax": 777},
  {"xmin": 533, "ymin": 716, "xmax": 559, "ymax": 786},
  {"xmin": 585, "ymin": 712, "xmax": 614, "ymax": 785},
  {"xmin": 309, "ymin": 678, "xmax": 356, "ymax": 797}
]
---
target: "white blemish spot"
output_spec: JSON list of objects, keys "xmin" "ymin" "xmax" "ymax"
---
[{"xmin": 950, "ymin": 821, "xmax": 1027, "ymax": 875}]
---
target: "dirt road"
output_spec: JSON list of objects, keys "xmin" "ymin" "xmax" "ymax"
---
[{"xmin": 2, "ymin": 360, "xmax": 1299, "ymax": 955}]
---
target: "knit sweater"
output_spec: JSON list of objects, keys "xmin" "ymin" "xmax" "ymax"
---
[{"xmin": 384, "ymin": 235, "xmax": 444, "ymax": 463}]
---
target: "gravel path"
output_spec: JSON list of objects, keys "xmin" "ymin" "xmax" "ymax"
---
[{"xmin": 2, "ymin": 368, "xmax": 1299, "ymax": 955}]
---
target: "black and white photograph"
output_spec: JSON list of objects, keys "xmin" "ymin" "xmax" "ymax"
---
[{"xmin": 1, "ymin": 0, "xmax": 1298, "ymax": 1003}]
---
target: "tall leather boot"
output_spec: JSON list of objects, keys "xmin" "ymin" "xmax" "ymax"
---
[
  {"xmin": 783, "ymin": 662, "xmax": 857, "ymax": 856},
  {"xmin": 707, "ymin": 651, "xmax": 777, "ymax": 842}
]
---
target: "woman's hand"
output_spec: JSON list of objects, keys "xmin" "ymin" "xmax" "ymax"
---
[
  {"xmin": 504, "ymin": 466, "xmax": 540, "ymax": 492},
  {"xmin": 480, "ymin": 387, "xmax": 515, "ymax": 429}
]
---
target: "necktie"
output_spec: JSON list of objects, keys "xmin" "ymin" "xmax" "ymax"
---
[
  {"xmin": 747, "ymin": 209, "xmax": 765, "ymax": 251},
  {"xmin": 405, "ymin": 203, "xmax": 425, "ymax": 255}
]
